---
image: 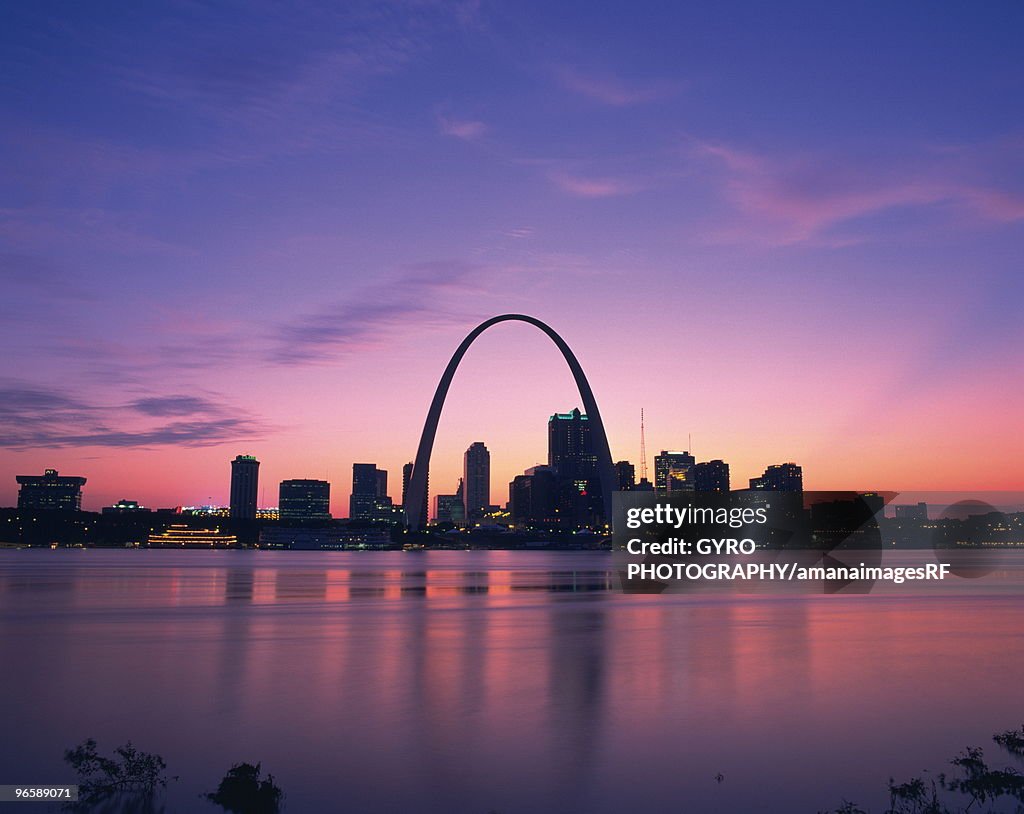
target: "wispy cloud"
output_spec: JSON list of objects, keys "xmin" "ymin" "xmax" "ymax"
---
[
  {"xmin": 109, "ymin": 3, "xmax": 465, "ymax": 161},
  {"xmin": 692, "ymin": 139, "xmax": 1024, "ymax": 245},
  {"xmin": 438, "ymin": 114, "xmax": 488, "ymax": 141},
  {"xmin": 128, "ymin": 395, "xmax": 223, "ymax": 417},
  {"xmin": 549, "ymin": 170, "xmax": 641, "ymax": 198},
  {"xmin": 269, "ymin": 261, "xmax": 482, "ymax": 364},
  {"xmin": 0, "ymin": 383, "xmax": 264, "ymax": 449},
  {"xmin": 555, "ymin": 66, "xmax": 683, "ymax": 106}
]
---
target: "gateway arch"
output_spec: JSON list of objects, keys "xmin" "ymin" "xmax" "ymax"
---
[{"xmin": 404, "ymin": 314, "xmax": 616, "ymax": 530}]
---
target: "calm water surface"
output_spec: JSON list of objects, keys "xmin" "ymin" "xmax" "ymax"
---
[{"xmin": 1, "ymin": 549, "xmax": 1023, "ymax": 813}]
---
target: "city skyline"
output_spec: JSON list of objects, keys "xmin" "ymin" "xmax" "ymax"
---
[
  {"xmin": 2, "ymin": 2, "xmax": 1023, "ymax": 512},
  {"xmin": 5, "ymin": 427, "xmax": 802, "ymax": 520}
]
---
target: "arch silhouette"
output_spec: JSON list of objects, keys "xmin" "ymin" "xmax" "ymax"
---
[{"xmin": 405, "ymin": 314, "xmax": 616, "ymax": 529}]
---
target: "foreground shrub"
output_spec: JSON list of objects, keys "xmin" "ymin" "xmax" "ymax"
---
[{"xmin": 206, "ymin": 762, "xmax": 283, "ymax": 814}]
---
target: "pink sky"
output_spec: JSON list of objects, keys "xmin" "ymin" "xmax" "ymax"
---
[{"xmin": 2, "ymin": 2, "xmax": 1022, "ymax": 513}]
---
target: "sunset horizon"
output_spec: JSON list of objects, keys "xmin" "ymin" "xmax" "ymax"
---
[{"xmin": 3, "ymin": 3, "xmax": 1022, "ymax": 513}]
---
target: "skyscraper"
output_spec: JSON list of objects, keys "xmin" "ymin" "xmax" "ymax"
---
[
  {"xmin": 279, "ymin": 479, "xmax": 331, "ymax": 521},
  {"xmin": 463, "ymin": 442, "xmax": 490, "ymax": 521},
  {"xmin": 509, "ymin": 465, "xmax": 557, "ymax": 527},
  {"xmin": 350, "ymin": 463, "xmax": 390, "ymax": 521},
  {"xmin": 749, "ymin": 462, "xmax": 803, "ymax": 491},
  {"xmin": 654, "ymin": 450, "xmax": 695, "ymax": 492},
  {"xmin": 229, "ymin": 455, "xmax": 259, "ymax": 520},
  {"xmin": 548, "ymin": 408, "xmax": 601, "ymax": 526},
  {"xmin": 694, "ymin": 459, "xmax": 730, "ymax": 492},
  {"xmin": 16, "ymin": 469, "xmax": 87, "ymax": 511},
  {"xmin": 402, "ymin": 461, "xmax": 428, "ymax": 525},
  {"xmin": 402, "ymin": 462, "xmax": 412, "ymax": 505},
  {"xmin": 615, "ymin": 460, "xmax": 636, "ymax": 491}
]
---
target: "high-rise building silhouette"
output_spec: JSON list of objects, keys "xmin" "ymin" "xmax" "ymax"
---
[
  {"xmin": 434, "ymin": 478, "xmax": 465, "ymax": 525},
  {"xmin": 402, "ymin": 461, "xmax": 428, "ymax": 525},
  {"xmin": 694, "ymin": 459, "xmax": 730, "ymax": 492},
  {"xmin": 749, "ymin": 462, "xmax": 803, "ymax": 491},
  {"xmin": 279, "ymin": 479, "xmax": 331, "ymax": 521},
  {"xmin": 654, "ymin": 450, "xmax": 695, "ymax": 492},
  {"xmin": 229, "ymin": 455, "xmax": 259, "ymax": 519},
  {"xmin": 350, "ymin": 463, "xmax": 391, "ymax": 521},
  {"xmin": 509, "ymin": 465, "xmax": 557, "ymax": 527},
  {"xmin": 434, "ymin": 493, "xmax": 465, "ymax": 525},
  {"xmin": 16, "ymin": 469, "xmax": 87, "ymax": 511},
  {"xmin": 548, "ymin": 408, "xmax": 601, "ymax": 526},
  {"xmin": 463, "ymin": 442, "xmax": 490, "ymax": 521},
  {"xmin": 614, "ymin": 460, "xmax": 635, "ymax": 491}
]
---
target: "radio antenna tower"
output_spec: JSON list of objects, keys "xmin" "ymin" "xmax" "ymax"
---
[{"xmin": 640, "ymin": 408, "xmax": 649, "ymax": 482}]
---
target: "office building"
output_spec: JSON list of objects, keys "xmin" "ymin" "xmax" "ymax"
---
[
  {"xmin": 229, "ymin": 455, "xmax": 260, "ymax": 520},
  {"xmin": 615, "ymin": 460, "xmax": 635, "ymax": 491},
  {"xmin": 350, "ymin": 463, "xmax": 386, "ymax": 520},
  {"xmin": 694, "ymin": 460, "xmax": 730, "ymax": 493},
  {"xmin": 548, "ymin": 408, "xmax": 601, "ymax": 526},
  {"xmin": 463, "ymin": 442, "xmax": 490, "ymax": 521},
  {"xmin": 16, "ymin": 469, "xmax": 87, "ymax": 511},
  {"xmin": 435, "ymin": 477, "xmax": 466, "ymax": 526},
  {"xmin": 666, "ymin": 470, "xmax": 694, "ymax": 492},
  {"xmin": 402, "ymin": 462, "xmax": 428, "ymax": 526},
  {"xmin": 279, "ymin": 479, "xmax": 331, "ymax": 522},
  {"xmin": 749, "ymin": 462, "xmax": 803, "ymax": 491},
  {"xmin": 509, "ymin": 465, "xmax": 558, "ymax": 527},
  {"xmin": 654, "ymin": 450, "xmax": 695, "ymax": 492},
  {"xmin": 350, "ymin": 464, "xmax": 398, "ymax": 523}
]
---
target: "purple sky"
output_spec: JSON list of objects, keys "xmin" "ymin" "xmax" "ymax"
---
[{"xmin": 1, "ymin": 1, "xmax": 1022, "ymax": 513}]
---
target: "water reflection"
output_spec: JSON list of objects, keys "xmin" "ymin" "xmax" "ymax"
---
[
  {"xmin": 1, "ymin": 550, "xmax": 1023, "ymax": 813},
  {"xmin": 225, "ymin": 569, "xmax": 253, "ymax": 602},
  {"xmin": 274, "ymin": 570, "xmax": 328, "ymax": 601}
]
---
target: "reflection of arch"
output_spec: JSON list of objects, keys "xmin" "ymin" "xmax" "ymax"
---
[{"xmin": 405, "ymin": 315, "xmax": 616, "ymax": 529}]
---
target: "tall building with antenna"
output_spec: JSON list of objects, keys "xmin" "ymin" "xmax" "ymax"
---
[{"xmin": 655, "ymin": 450, "xmax": 696, "ymax": 492}]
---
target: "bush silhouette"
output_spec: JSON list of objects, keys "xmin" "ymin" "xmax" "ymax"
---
[
  {"xmin": 63, "ymin": 738, "xmax": 168, "ymax": 812},
  {"xmin": 206, "ymin": 762, "xmax": 283, "ymax": 814},
  {"xmin": 821, "ymin": 727, "xmax": 1024, "ymax": 813}
]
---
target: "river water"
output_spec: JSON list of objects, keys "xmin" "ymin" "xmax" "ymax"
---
[{"xmin": 1, "ymin": 549, "xmax": 1022, "ymax": 813}]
